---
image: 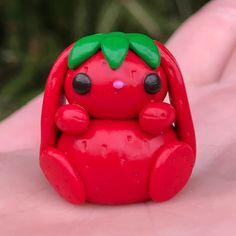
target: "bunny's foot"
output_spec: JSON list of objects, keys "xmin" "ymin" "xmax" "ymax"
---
[
  {"xmin": 40, "ymin": 148, "xmax": 86, "ymax": 204},
  {"xmin": 149, "ymin": 141, "xmax": 195, "ymax": 202}
]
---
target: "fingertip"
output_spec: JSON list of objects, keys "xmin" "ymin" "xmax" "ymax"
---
[{"xmin": 166, "ymin": 0, "xmax": 236, "ymax": 86}]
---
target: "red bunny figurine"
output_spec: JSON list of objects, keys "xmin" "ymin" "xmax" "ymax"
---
[{"xmin": 40, "ymin": 32, "xmax": 196, "ymax": 205}]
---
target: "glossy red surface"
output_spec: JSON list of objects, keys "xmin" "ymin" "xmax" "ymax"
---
[
  {"xmin": 64, "ymin": 50, "xmax": 167, "ymax": 119},
  {"xmin": 40, "ymin": 37, "xmax": 196, "ymax": 205},
  {"xmin": 139, "ymin": 102, "xmax": 176, "ymax": 134},
  {"xmin": 57, "ymin": 120, "xmax": 177, "ymax": 204},
  {"xmin": 55, "ymin": 104, "xmax": 89, "ymax": 135}
]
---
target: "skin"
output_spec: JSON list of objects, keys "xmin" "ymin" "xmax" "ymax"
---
[{"xmin": 1, "ymin": 0, "xmax": 236, "ymax": 233}]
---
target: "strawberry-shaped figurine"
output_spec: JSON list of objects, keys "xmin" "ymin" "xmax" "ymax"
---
[{"xmin": 40, "ymin": 32, "xmax": 196, "ymax": 205}]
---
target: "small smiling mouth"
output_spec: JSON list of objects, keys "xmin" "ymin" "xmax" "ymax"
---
[{"xmin": 113, "ymin": 80, "xmax": 125, "ymax": 90}]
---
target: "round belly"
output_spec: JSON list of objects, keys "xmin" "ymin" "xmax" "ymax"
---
[{"xmin": 57, "ymin": 120, "xmax": 177, "ymax": 204}]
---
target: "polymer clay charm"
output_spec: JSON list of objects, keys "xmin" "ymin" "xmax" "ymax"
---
[{"xmin": 40, "ymin": 32, "xmax": 196, "ymax": 204}]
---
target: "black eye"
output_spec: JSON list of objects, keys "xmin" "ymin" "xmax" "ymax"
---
[
  {"xmin": 144, "ymin": 73, "xmax": 161, "ymax": 94},
  {"xmin": 72, "ymin": 73, "xmax": 91, "ymax": 94}
]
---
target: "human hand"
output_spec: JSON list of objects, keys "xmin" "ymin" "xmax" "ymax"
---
[{"xmin": 1, "ymin": 0, "xmax": 236, "ymax": 235}]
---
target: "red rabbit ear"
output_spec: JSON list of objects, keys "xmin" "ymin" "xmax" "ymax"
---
[
  {"xmin": 40, "ymin": 44, "xmax": 73, "ymax": 154},
  {"xmin": 155, "ymin": 41, "xmax": 196, "ymax": 155}
]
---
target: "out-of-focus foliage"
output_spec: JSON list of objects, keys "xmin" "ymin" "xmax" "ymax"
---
[{"xmin": 0, "ymin": 0, "xmax": 209, "ymax": 120}]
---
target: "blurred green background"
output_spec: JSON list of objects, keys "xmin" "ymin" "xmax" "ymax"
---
[{"xmin": 0, "ymin": 0, "xmax": 209, "ymax": 120}]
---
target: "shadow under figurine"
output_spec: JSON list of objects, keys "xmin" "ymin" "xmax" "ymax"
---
[{"xmin": 40, "ymin": 32, "xmax": 196, "ymax": 205}]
